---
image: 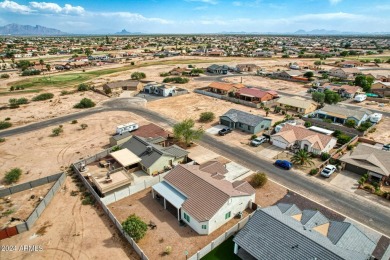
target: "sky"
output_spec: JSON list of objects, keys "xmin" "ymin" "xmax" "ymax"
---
[{"xmin": 0, "ymin": 0, "xmax": 389, "ymax": 34}]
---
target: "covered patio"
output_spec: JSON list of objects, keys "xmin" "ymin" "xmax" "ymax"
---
[
  {"xmin": 152, "ymin": 181, "xmax": 186, "ymax": 221},
  {"xmin": 109, "ymin": 148, "xmax": 141, "ymax": 172}
]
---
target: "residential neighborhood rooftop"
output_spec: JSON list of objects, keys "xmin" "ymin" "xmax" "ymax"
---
[{"xmin": 221, "ymin": 109, "xmax": 271, "ymax": 127}]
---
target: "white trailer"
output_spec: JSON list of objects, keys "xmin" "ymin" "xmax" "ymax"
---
[
  {"xmin": 116, "ymin": 122, "xmax": 139, "ymax": 135},
  {"xmin": 354, "ymin": 94, "xmax": 367, "ymax": 102},
  {"xmin": 370, "ymin": 113, "xmax": 383, "ymax": 123}
]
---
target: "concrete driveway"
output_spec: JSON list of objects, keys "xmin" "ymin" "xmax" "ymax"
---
[
  {"xmin": 255, "ymin": 143, "xmax": 284, "ymax": 159},
  {"xmin": 206, "ymin": 124, "xmax": 225, "ymax": 135},
  {"xmin": 330, "ymin": 170, "xmax": 360, "ymax": 193}
]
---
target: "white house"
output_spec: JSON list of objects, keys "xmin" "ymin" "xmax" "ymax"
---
[
  {"xmin": 271, "ymin": 124, "xmax": 337, "ymax": 154},
  {"xmin": 143, "ymin": 82, "xmax": 177, "ymax": 97},
  {"xmin": 152, "ymin": 161, "xmax": 255, "ymax": 235}
]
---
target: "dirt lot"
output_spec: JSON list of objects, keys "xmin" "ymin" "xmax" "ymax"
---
[
  {"xmin": 0, "ymin": 182, "xmax": 53, "ymax": 228},
  {"xmin": 365, "ymin": 116, "xmax": 390, "ymax": 144},
  {"xmin": 1, "ymin": 176, "xmax": 139, "ymax": 260},
  {"xmin": 109, "ymin": 187, "xmax": 253, "ymax": 259},
  {"xmin": 244, "ymin": 178, "xmax": 288, "ymax": 207},
  {"xmin": 0, "ymin": 111, "xmax": 149, "ymax": 184}
]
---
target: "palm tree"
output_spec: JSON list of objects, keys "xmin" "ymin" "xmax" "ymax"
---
[
  {"xmin": 264, "ymin": 107, "xmax": 270, "ymax": 117},
  {"xmin": 291, "ymin": 149, "xmax": 314, "ymax": 166}
]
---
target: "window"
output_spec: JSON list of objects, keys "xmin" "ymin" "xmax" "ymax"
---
[
  {"xmin": 247, "ymin": 125, "xmax": 250, "ymax": 130},
  {"xmin": 184, "ymin": 213, "xmax": 190, "ymax": 223},
  {"xmin": 202, "ymin": 225, "xmax": 207, "ymax": 230},
  {"xmin": 225, "ymin": 212, "xmax": 231, "ymax": 219}
]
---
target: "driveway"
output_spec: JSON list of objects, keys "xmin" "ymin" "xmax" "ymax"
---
[
  {"xmin": 330, "ymin": 170, "xmax": 360, "ymax": 193},
  {"xmin": 206, "ymin": 124, "xmax": 225, "ymax": 135},
  {"xmin": 135, "ymin": 92, "xmax": 167, "ymax": 102},
  {"xmin": 255, "ymin": 143, "xmax": 284, "ymax": 159}
]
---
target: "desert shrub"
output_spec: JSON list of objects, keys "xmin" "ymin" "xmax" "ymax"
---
[
  {"xmin": 0, "ymin": 121, "xmax": 12, "ymax": 130},
  {"xmin": 4, "ymin": 168, "xmax": 22, "ymax": 184},
  {"xmin": 164, "ymin": 246, "xmax": 172, "ymax": 256},
  {"xmin": 60, "ymin": 90, "xmax": 72, "ymax": 95},
  {"xmin": 77, "ymin": 83, "xmax": 90, "ymax": 92},
  {"xmin": 131, "ymin": 72, "xmax": 146, "ymax": 80},
  {"xmin": 21, "ymin": 70, "xmax": 41, "ymax": 76},
  {"xmin": 122, "ymin": 214, "xmax": 148, "ymax": 242},
  {"xmin": 320, "ymin": 152, "xmax": 330, "ymax": 161},
  {"xmin": 0, "ymin": 138, "xmax": 5, "ymax": 142},
  {"xmin": 160, "ymin": 72, "xmax": 169, "ymax": 77},
  {"xmin": 1, "ymin": 73, "xmax": 10, "ymax": 79},
  {"xmin": 81, "ymin": 194, "xmax": 95, "ymax": 205},
  {"xmin": 71, "ymin": 120, "xmax": 78, "ymax": 124},
  {"xmin": 251, "ymin": 172, "xmax": 268, "ymax": 188},
  {"xmin": 199, "ymin": 112, "xmax": 215, "ymax": 123},
  {"xmin": 80, "ymin": 123, "xmax": 88, "ymax": 130},
  {"xmin": 368, "ymin": 127, "xmax": 376, "ymax": 133},
  {"xmin": 5, "ymin": 117, "xmax": 10, "ymax": 121},
  {"xmin": 52, "ymin": 127, "xmax": 63, "ymax": 136},
  {"xmin": 32, "ymin": 93, "xmax": 54, "ymax": 101},
  {"xmin": 130, "ymin": 62, "xmax": 135, "ymax": 65},
  {"xmin": 309, "ymin": 169, "xmax": 318, "ymax": 176},
  {"xmin": 163, "ymin": 77, "xmax": 189, "ymax": 84},
  {"xmin": 74, "ymin": 98, "xmax": 95, "ymax": 109},
  {"xmin": 304, "ymin": 121, "xmax": 312, "ymax": 128},
  {"xmin": 9, "ymin": 97, "xmax": 28, "ymax": 108},
  {"xmin": 250, "ymin": 134, "xmax": 258, "ymax": 140},
  {"xmin": 104, "ymin": 88, "xmax": 112, "ymax": 95}
]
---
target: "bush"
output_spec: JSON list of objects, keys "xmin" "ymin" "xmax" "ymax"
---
[
  {"xmin": 9, "ymin": 97, "xmax": 28, "ymax": 108},
  {"xmin": 345, "ymin": 119, "xmax": 356, "ymax": 128},
  {"xmin": 74, "ymin": 98, "xmax": 95, "ymax": 109},
  {"xmin": 309, "ymin": 169, "xmax": 318, "ymax": 176},
  {"xmin": 60, "ymin": 90, "xmax": 72, "ymax": 95},
  {"xmin": 77, "ymin": 83, "xmax": 90, "ymax": 91},
  {"xmin": 250, "ymin": 134, "xmax": 258, "ymax": 140},
  {"xmin": 323, "ymin": 118, "xmax": 332, "ymax": 123},
  {"xmin": 357, "ymin": 121, "xmax": 372, "ymax": 132},
  {"xmin": 122, "ymin": 214, "xmax": 148, "ymax": 242},
  {"xmin": 130, "ymin": 62, "xmax": 135, "ymax": 65},
  {"xmin": 0, "ymin": 138, "xmax": 5, "ymax": 142},
  {"xmin": 1, "ymin": 73, "xmax": 10, "ymax": 79},
  {"xmin": 21, "ymin": 70, "xmax": 41, "ymax": 76},
  {"xmin": 131, "ymin": 72, "xmax": 146, "ymax": 80},
  {"xmin": 163, "ymin": 77, "xmax": 189, "ymax": 84},
  {"xmin": 0, "ymin": 121, "xmax": 12, "ymax": 130},
  {"xmin": 71, "ymin": 120, "xmax": 78, "ymax": 124},
  {"xmin": 304, "ymin": 121, "xmax": 312, "ymax": 128},
  {"xmin": 4, "ymin": 168, "xmax": 22, "ymax": 184},
  {"xmin": 251, "ymin": 172, "xmax": 268, "ymax": 188},
  {"xmin": 199, "ymin": 112, "xmax": 215, "ymax": 123},
  {"xmin": 160, "ymin": 72, "xmax": 169, "ymax": 77},
  {"xmin": 5, "ymin": 117, "xmax": 10, "ymax": 121},
  {"xmin": 80, "ymin": 123, "xmax": 88, "ymax": 130},
  {"xmin": 52, "ymin": 127, "xmax": 63, "ymax": 136},
  {"xmin": 347, "ymin": 144, "xmax": 354, "ymax": 150},
  {"xmin": 164, "ymin": 246, "xmax": 172, "ymax": 256},
  {"xmin": 337, "ymin": 134, "xmax": 352, "ymax": 145},
  {"xmin": 32, "ymin": 93, "xmax": 54, "ymax": 101},
  {"xmin": 104, "ymin": 88, "xmax": 112, "ymax": 95},
  {"xmin": 320, "ymin": 152, "xmax": 330, "ymax": 161}
]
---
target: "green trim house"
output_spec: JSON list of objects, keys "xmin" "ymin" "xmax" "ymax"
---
[{"xmin": 220, "ymin": 109, "xmax": 272, "ymax": 134}]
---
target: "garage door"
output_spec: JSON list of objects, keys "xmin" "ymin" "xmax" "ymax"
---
[
  {"xmin": 271, "ymin": 138, "xmax": 288, "ymax": 149},
  {"xmin": 345, "ymin": 164, "xmax": 367, "ymax": 176},
  {"xmin": 220, "ymin": 119, "xmax": 231, "ymax": 128}
]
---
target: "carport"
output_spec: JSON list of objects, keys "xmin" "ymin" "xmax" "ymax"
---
[
  {"xmin": 110, "ymin": 148, "xmax": 141, "ymax": 170},
  {"xmin": 152, "ymin": 181, "xmax": 186, "ymax": 221}
]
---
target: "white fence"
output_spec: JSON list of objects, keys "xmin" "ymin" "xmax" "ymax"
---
[{"xmin": 188, "ymin": 212, "xmax": 253, "ymax": 260}]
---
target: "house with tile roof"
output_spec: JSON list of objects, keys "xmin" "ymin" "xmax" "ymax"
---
[
  {"xmin": 220, "ymin": 109, "xmax": 272, "ymax": 134},
  {"xmin": 270, "ymin": 124, "xmax": 337, "ymax": 154},
  {"xmin": 340, "ymin": 143, "xmax": 390, "ymax": 182},
  {"xmin": 329, "ymin": 68, "xmax": 360, "ymax": 79},
  {"xmin": 311, "ymin": 104, "xmax": 372, "ymax": 126},
  {"xmin": 371, "ymin": 81, "xmax": 390, "ymax": 97},
  {"xmin": 102, "ymin": 80, "xmax": 143, "ymax": 94},
  {"xmin": 233, "ymin": 203, "xmax": 378, "ymax": 260},
  {"xmin": 207, "ymin": 82, "xmax": 245, "ymax": 95},
  {"xmin": 207, "ymin": 64, "xmax": 229, "ymax": 74},
  {"xmin": 151, "ymin": 162, "xmax": 255, "ymax": 235},
  {"xmin": 276, "ymin": 96, "xmax": 318, "ymax": 114},
  {"xmin": 235, "ymin": 87, "xmax": 276, "ymax": 103},
  {"xmin": 121, "ymin": 136, "xmax": 188, "ymax": 176},
  {"xmin": 319, "ymin": 83, "xmax": 362, "ymax": 99}
]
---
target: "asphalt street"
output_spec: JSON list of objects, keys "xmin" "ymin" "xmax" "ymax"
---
[{"xmin": 1, "ymin": 97, "xmax": 389, "ymax": 236}]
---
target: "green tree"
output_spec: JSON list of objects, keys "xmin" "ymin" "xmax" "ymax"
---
[
  {"xmin": 304, "ymin": 71, "xmax": 314, "ymax": 78},
  {"xmin": 85, "ymin": 48, "xmax": 93, "ymax": 57},
  {"xmin": 122, "ymin": 214, "xmax": 148, "ymax": 242},
  {"xmin": 291, "ymin": 150, "xmax": 314, "ymax": 166},
  {"xmin": 312, "ymin": 92, "xmax": 325, "ymax": 104},
  {"xmin": 131, "ymin": 72, "xmax": 146, "ymax": 80},
  {"xmin": 173, "ymin": 119, "xmax": 204, "ymax": 146},
  {"xmin": 324, "ymin": 90, "xmax": 341, "ymax": 104},
  {"xmin": 74, "ymin": 98, "xmax": 95, "ymax": 109},
  {"xmin": 16, "ymin": 60, "xmax": 32, "ymax": 71},
  {"xmin": 354, "ymin": 75, "xmax": 374, "ymax": 92},
  {"xmin": 251, "ymin": 172, "xmax": 268, "ymax": 188},
  {"xmin": 4, "ymin": 168, "xmax": 22, "ymax": 184},
  {"xmin": 199, "ymin": 112, "xmax": 215, "ymax": 123},
  {"xmin": 345, "ymin": 119, "xmax": 357, "ymax": 128},
  {"xmin": 264, "ymin": 107, "xmax": 270, "ymax": 117}
]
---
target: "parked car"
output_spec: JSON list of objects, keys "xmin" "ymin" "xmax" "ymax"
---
[
  {"xmin": 251, "ymin": 136, "xmax": 268, "ymax": 147},
  {"xmin": 274, "ymin": 160, "xmax": 293, "ymax": 170},
  {"xmin": 320, "ymin": 165, "xmax": 337, "ymax": 178},
  {"xmin": 382, "ymin": 144, "xmax": 390, "ymax": 151},
  {"xmin": 218, "ymin": 127, "xmax": 232, "ymax": 136}
]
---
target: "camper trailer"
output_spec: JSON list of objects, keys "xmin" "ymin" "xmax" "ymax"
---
[
  {"xmin": 354, "ymin": 94, "xmax": 367, "ymax": 102},
  {"xmin": 116, "ymin": 122, "xmax": 139, "ymax": 135},
  {"xmin": 370, "ymin": 113, "xmax": 383, "ymax": 123}
]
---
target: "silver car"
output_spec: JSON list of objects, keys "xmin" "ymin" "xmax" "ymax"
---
[
  {"xmin": 320, "ymin": 165, "xmax": 337, "ymax": 178},
  {"xmin": 251, "ymin": 136, "xmax": 268, "ymax": 147}
]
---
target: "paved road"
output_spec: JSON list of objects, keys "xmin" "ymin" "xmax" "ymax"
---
[{"xmin": 1, "ymin": 98, "xmax": 389, "ymax": 236}]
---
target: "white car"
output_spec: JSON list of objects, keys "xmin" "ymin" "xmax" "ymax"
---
[
  {"xmin": 320, "ymin": 165, "xmax": 337, "ymax": 178},
  {"xmin": 250, "ymin": 136, "xmax": 268, "ymax": 147}
]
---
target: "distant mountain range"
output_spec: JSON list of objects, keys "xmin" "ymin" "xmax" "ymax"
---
[
  {"xmin": 0, "ymin": 23, "xmax": 68, "ymax": 35},
  {"xmin": 114, "ymin": 29, "xmax": 142, "ymax": 35}
]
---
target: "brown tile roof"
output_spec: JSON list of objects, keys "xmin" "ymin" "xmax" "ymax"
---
[
  {"xmin": 208, "ymin": 82, "xmax": 245, "ymax": 91},
  {"xmin": 132, "ymin": 123, "xmax": 171, "ymax": 138},
  {"xmin": 273, "ymin": 124, "xmax": 334, "ymax": 151},
  {"xmin": 236, "ymin": 87, "xmax": 272, "ymax": 99},
  {"xmin": 340, "ymin": 143, "xmax": 390, "ymax": 177},
  {"xmin": 199, "ymin": 160, "xmax": 228, "ymax": 175},
  {"xmin": 164, "ymin": 163, "xmax": 255, "ymax": 221}
]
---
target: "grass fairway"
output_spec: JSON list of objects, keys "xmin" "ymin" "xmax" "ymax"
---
[
  {"xmin": 201, "ymin": 237, "xmax": 241, "ymax": 260},
  {"xmin": 2, "ymin": 57, "xmax": 233, "ymax": 96}
]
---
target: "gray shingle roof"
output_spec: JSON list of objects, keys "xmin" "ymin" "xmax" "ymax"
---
[
  {"xmin": 233, "ymin": 204, "xmax": 375, "ymax": 260},
  {"xmin": 301, "ymin": 210, "xmax": 329, "ymax": 229},
  {"xmin": 221, "ymin": 109, "xmax": 271, "ymax": 127},
  {"xmin": 319, "ymin": 105, "xmax": 372, "ymax": 121},
  {"xmin": 277, "ymin": 203, "xmax": 302, "ymax": 216}
]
